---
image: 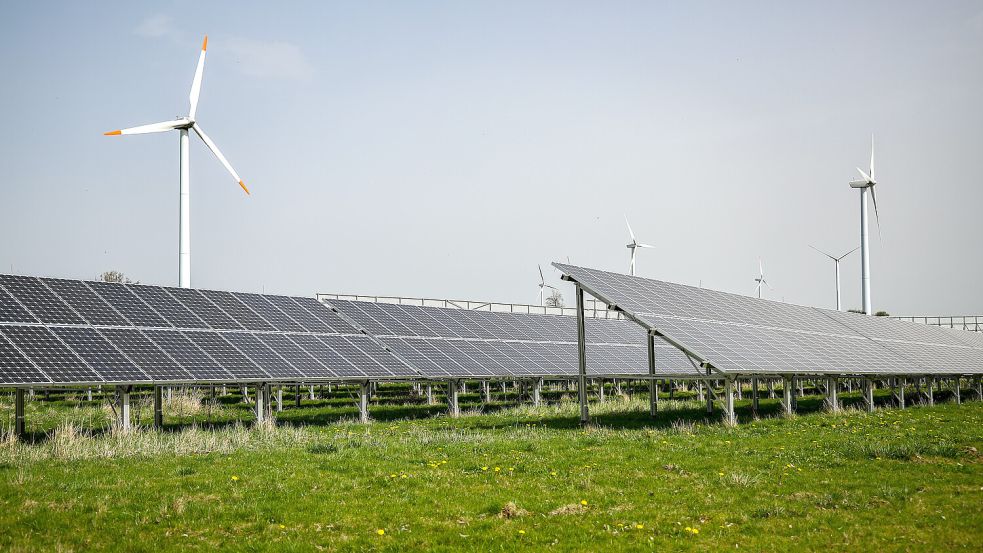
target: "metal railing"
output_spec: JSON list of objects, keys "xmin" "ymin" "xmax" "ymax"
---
[
  {"xmin": 893, "ymin": 315, "xmax": 983, "ymax": 333},
  {"xmin": 316, "ymin": 293, "xmax": 624, "ymax": 320}
]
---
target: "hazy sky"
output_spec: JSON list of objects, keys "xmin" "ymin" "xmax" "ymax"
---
[{"xmin": 1, "ymin": 1, "xmax": 981, "ymax": 315}]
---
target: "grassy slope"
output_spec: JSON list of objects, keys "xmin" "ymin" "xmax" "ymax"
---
[{"xmin": 0, "ymin": 390, "xmax": 981, "ymax": 552}]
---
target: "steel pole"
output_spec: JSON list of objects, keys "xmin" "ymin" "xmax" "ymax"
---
[
  {"xmin": 178, "ymin": 129, "xmax": 191, "ymax": 288},
  {"xmin": 575, "ymin": 285, "xmax": 589, "ymax": 425}
]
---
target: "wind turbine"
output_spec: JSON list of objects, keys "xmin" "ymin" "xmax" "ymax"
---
[
  {"xmin": 849, "ymin": 134, "xmax": 880, "ymax": 315},
  {"xmin": 624, "ymin": 216, "xmax": 653, "ymax": 276},
  {"xmin": 809, "ymin": 245, "xmax": 859, "ymax": 311},
  {"xmin": 753, "ymin": 259, "xmax": 771, "ymax": 299},
  {"xmin": 104, "ymin": 36, "xmax": 248, "ymax": 289},
  {"xmin": 538, "ymin": 265, "xmax": 557, "ymax": 306}
]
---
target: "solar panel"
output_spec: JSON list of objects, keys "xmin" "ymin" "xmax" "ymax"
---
[
  {"xmin": 0, "ymin": 275, "xmax": 86, "ymax": 325},
  {"xmin": 0, "ymin": 286, "xmax": 38, "ymax": 323},
  {"xmin": 386, "ymin": 339, "xmax": 453, "ymax": 377},
  {"xmin": 53, "ymin": 327, "xmax": 150, "ymax": 382},
  {"xmin": 341, "ymin": 335, "xmax": 413, "ymax": 377},
  {"xmin": 233, "ymin": 292, "xmax": 305, "ymax": 332},
  {"xmin": 254, "ymin": 333, "xmax": 336, "ymax": 378},
  {"xmin": 98, "ymin": 328, "xmax": 192, "ymax": 381},
  {"xmin": 166, "ymin": 288, "xmax": 243, "ymax": 330},
  {"xmin": 264, "ymin": 295, "xmax": 335, "ymax": 333},
  {"xmin": 0, "ymin": 325, "xmax": 101, "ymax": 383},
  {"xmin": 553, "ymin": 263, "xmax": 983, "ymax": 376},
  {"xmin": 0, "ymin": 332, "xmax": 50, "ymax": 384},
  {"xmin": 291, "ymin": 297, "xmax": 359, "ymax": 333},
  {"xmin": 287, "ymin": 334, "xmax": 365, "ymax": 377},
  {"xmin": 129, "ymin": 285, "xmax": 208, "ymax": 329},
  {"xmin": 143, "ymin": 329, "xmax": 231, "ymax": 381},
  {"xmin": 43, "ymin": 278, "xmax": 129, "ymax": 327},
  {"xmin": 183, "ymin": 331, "xmax": 267, "ymax": 380},
  {"xmin": 86, "ymin": 281, "xmax": 171, "ymax": 328},
  {"xmin": 222, "ymin": 332, "xmax": 300, "ymax": 378},
  {"xmin": 199, "ymin": 290, "xmax": 275, "ymax": 331}
]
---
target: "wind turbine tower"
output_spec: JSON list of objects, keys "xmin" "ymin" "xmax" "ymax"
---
[
  {"xmin": 809, "ymin": 245, "xmax": 859, "ymax": 311},
  {"xmin": 849, "ymin": 135, "xmax": 881, "ymax": 315}
]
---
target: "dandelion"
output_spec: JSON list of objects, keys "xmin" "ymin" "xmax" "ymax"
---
[
  {"xmin": 636, "ymin": 524, "xmax": 644, "ymax": 529},
  {"xmin": 279, "ymin": 524, "xmax": 286, "ymax": 529},
  {"xmin": 518, "ymin": 529, "xmax": 526, "ymax": 535},
  {"xmin": 482, "ymin": 466, "xmax": 489, "ymax": 471},
  {"xmin": 550, "ymin": 471, "xmax": 558, "ymax": 476},
  {"xmin": 376, "ymin": 529, "xmax": 385, "ymax": 536},
  {"xmin": 494, "ymin": 467, "xmax": 501, "ymax": 472},
  {"xmin": 717, "ymin": 472, "xmax": 724, "ymax": 477},
  {"xmin": 580, "ymin": 499, "xmax": 588, "ymax": 506},
  {"xmin": 230, "ymin": 475, "xmax": 239, "ymax": 482}
]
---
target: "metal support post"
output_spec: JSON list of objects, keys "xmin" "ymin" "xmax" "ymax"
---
[
  {"xmin": 781, "ymin": 376, "xmax": 794, "ymax": 415},
  {"xmin": 953, "ymin": 378, "xmax": 961, "ymax": 405},
  {"xmin": 483, "ymin": 380, "xmax": 491, "ymax": 404},
  {"xmin": 647, "ymin": 333, "xmax": 657, "ymax": 417},
  {"xmin": 706, "ymin": 380, "xmax": 713, "ymax": 414},
  {"xmin": 447, "ymin": 379, "xmax": 460, "ymax": 417},
  {"xmin": 276, "ymin": 387, "xmax": 284, "ymax": 412},
  {"xmin": 309, "ymin": 385, "xmax": 315, "ymax": 401},
  {"xmin": 926, "ymin": 377, "xmax": 934, "ymax": 406},
  {"xmin": 767, "ymin": 379, "xmax": 775, "ymax": 398},
  {"xmin": 426, "ymin": 384, "xmax": 434, "ymax": 405},
  {"xmin": 724, "ymin": 378, "xmax": 736, "ymax": 424},
  {"xmin": 863, "ymin": 377, "xmax": 874, "ymax": 412},
  {"xmin": 359, "ymin": 380, "xmax": 370, "ymax": 423},
  {"xmin": 153, "ymin": 385, "xmax": 163, "ymax": 429},
  {"xmin": 117, "ymin": 385, "xmax": 131, "ymax": 431},
  {"xmin": 598, "ymin": 379, "xmax": 605, "ymax": 402},
  {"xmin": 254, "ymin": 384, "xmax": 266, "ymax": 423},
  {"xmin": 751, "ymin": 377, "xmax": 759, "ymax": 414},
  {"xmin": 826, "ymin": 377, "xmax": 839, "ymax": 412},
  {"xmin": 295, "ymin": 385, "xmax": 302, "ymax": 408},
  {"xmin": 533, "ymin": 378, "xmax": 542, "ymax": 407},
  {"xmin": 575, "ymin": 285, "xmax": 589, "ymax": 425},
  {"xmin": 897, "ymin": 378, "xmax": 906, "ymax": 409},
  {"xmin": 15, "ymin": 388, "xmax": 26, "ymax": 438}
]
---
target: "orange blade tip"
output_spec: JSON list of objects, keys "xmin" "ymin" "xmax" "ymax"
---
[
  {"xmin": 239, "ymin": 180, "xmax": 250, "ymax": 195},
  {"xmin": 202, "ymin": 35, "xmax": 208, "ymax": 51},
  {"xmin": 104, "ymin": 130, "xmax": 121, "ymax": 136}
]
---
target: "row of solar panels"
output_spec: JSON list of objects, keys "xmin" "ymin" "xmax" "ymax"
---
[
  {"xmin": 554, "ymin": 263, "xmax": 983, "ymax": 376},
  {"xmin": 326, "ymin": 299, "xmax": 700, "ymax": 378},
  {"xmin": 0, "ymin": 274, "xmax": 695, "ymax": 386}
]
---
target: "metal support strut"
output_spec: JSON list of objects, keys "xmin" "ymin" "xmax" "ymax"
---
[
  {"xmin": 647, "ymin": 333, "xmax": 657, "ymax": 417},
  {"xmin": 575, "ymin": 285, "xmax": 589, "ymax": 426},
  {"xmin": 15, "ymin": 388, "xmax": 26, "ymax": 438},
  {"xmin": 447, "ymin": 379, "xmax": 460, "ymax": 418},
  {"xmin": 153, "ymin": 385, "xmax": 163, "ymax": 429}
]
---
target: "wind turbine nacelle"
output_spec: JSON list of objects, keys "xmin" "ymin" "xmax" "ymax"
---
[{"xmin": 849, "ymin": 180, "xmax": 871, "ymax": 189}]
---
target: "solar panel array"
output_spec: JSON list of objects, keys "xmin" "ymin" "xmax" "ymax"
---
[
  {"xmin": 0, "ymin": 274, "xmax": 413, "ymax": 386},
  {"xmin": 553, "ymin": 263, "xmax": 983, "ymax": 376},
  {"xmin": 325, "ymin": 299, "xmax": 702, "ymax": 378}
]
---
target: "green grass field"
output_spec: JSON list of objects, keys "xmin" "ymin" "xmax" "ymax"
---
[{"xmin": 1, "ymin": 384, "xmax": 981, "ymax": 551}]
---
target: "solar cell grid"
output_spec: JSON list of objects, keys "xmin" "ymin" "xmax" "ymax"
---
[
  {"xmin": 166, "ymin": 288, "xmax": 242, "ymax": 330},
  {"xmin": 0, "ymin": 325, "xmax": 101, "ymax": 383},
  {"xmin": 329, "ymin": 300, "xmax": 387, "ymax": 334},
  {"xmin": 44, "ymin": 278, "xmax": 129, "ymax": 327},
  {"xmin": 0, "ymin": 275, "xmax": 86, "ymax": 325},
  {"xmin": 342, "ymin": 335, "xmax": 409, "ymax": 377},
  {"xmin": 200, "ymin": 290, "xmax": 276, "ymax": 331},
  {"xmin": 234, "ymin": 293, "xmax": 305, "ymax": 332},
  {"xmin": 292, "ymin": 297, "xmax": 358, "ymax": 333},
  {"xmin": 98, "ymin": 328, "xmax": 191, "ymax": 381},
  {"xmin": 265, "ymin": 295, "xmax": 334, "ymax": 333},
  {"xmin": 288, "ymin": 334, "xmax": 364, "ymax": 377},
  {"xmin": 0, "ymin": 286, "xmax": 38, "ymax": 323},
  {"xmin": 86, "ymin": 282, "xmax": 171, "ymax": 328},
  {"xmin": 0, "ymin": 332, "xmax": 49, "ymax": 384},
  {"xmin": 184, "ymin": 331, "xmax": 267, "ymax": 380},
  {"xmin": 129, "ymin": 285, "xmax": 208, "ymax": 329},
  {"xmin": 223, "ymin": 332, "xmax": 300, "ymax": 378},
  {"xmin": 388, "ymin": 339, "xmax": 452, "ymax": 377},
  {"xmin": 143, "ymin": 329, "xmax": 230, "ymax": 381},
  {"xmin": 53, "ymin": 327, "xmax": 149, "ymax": 382},
  {"xmin": 254, "ymin": 333, "xmax": 336, "ymax": 378}
]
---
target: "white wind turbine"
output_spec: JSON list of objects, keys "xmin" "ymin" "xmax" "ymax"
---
[
  {"xmin": 753, "ymin": 259, "xmax": 771, "ymax": 299},
  {"xmin": 849, "ymin": 135, "xmax": 881, "ymax": 315},
  {"xmin": 104, "ymin": 36, "xmax": 248, "ymax": 289},
  {"xmin": 624, "ymin": 216, "xmax": 653, "ymax": 276},
  {"xmin": 809, "ymin": 245, "xmax": 859, "ymax": 311},
  {"xmin": 538, "ymin": 264, "xmax": 557, "ymax": 306}
]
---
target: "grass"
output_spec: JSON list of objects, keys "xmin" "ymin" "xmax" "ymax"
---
[{"xmin": 0, "ymin": 384, "xmax": 980, "ymax": 551}]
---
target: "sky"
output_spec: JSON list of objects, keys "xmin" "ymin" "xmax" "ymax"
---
[{"xmin": 0, "ymin": 1, "xmax": 981, "ymax": 315}]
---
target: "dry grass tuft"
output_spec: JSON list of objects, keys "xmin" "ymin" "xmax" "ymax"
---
[
  {"xmin": 498, "ymin": 501, "xmax": 529, "ymax": 519},
  {"xmin": 549, "ymin": 503, "xmax": 587, "ymax": 516}
]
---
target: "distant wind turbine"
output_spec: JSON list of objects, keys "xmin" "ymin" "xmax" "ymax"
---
[
  {"xmin": 104, "ymin": 36, "xmax": 248, "ymax": 289},
  {"xmin": 624, "ymin": 216, "xmax": 653, "ymax": 276},
  {"xmin": 538, "ymin": 265, "xmax": 557, "ymax": 306},
  {"xmin": 809, "ymin": 245, "xmax": 859, "ymax": 311},
  {"xmin": 849, "ymin": 134, "xmax": 881, "ymax": 315},
  {"xmin": 753, "ymin": 259, "xmax": 772, "ymax": 299}
]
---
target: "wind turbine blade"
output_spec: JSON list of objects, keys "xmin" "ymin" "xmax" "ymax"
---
[
  {"xmin": 188, "ymin": 36, "xmax": 208, "ymax": 119},
  {"xmin": 624, "ymin": 215, "xmax": 636, "ymax": 242},
  {"xmin": 636, "ymin": 243, "xmax": 654, "ymax": 249},
  {"xmin": 758, "ymin": 259, "xmax": 763, "ymax": 277},
  {"xmin": 808, "ymin": 244, "xmax": 836, "ymax": 260},
  {"xmin": 104, "ymin": 120, "xmax": 184, "ymax": 136},
  {"xmin": 838, "ymin": 246, "xmax": 860, "ymax": 260},
  {"xmin": 538, "ymin": 264, "xmax": 545, "ymax": 284},
  {"xmin": 764, "ymin": 280, "xmax": 773, "ymax": 290},
  {"xmin": 754, "ymin": 282, "xmax": 762, "ymax": 294},
  {"xmin": 856, "ymin": 167, "xmax": 873, "ymax": 183},
  {"xmin": 869, "ymin": 185, "xmax": 881, "ymax": 234},
  {"xmin": 192, "ymin": 123, "xmax": 249, "ymax": 195}
]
